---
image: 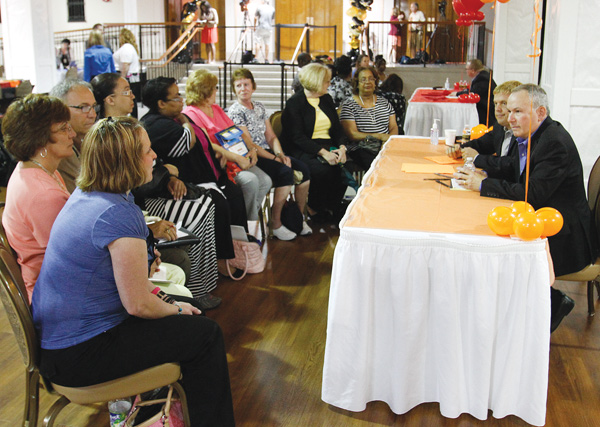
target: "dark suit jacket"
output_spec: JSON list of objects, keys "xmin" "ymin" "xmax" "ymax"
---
[
  {"xmin": 280, "ymin": 91, "xmax": 345, "ymax": 158},
  {"xmin": 481, "ymin": 116, "xmax": 598, "ymax": 276},
  {"xmin": 464, "ymin": 125, "xmax": 515, "ymax": 177},
  {"xmin": 459, "ymin": 70, "xmax": 497, "ymax": 126}
]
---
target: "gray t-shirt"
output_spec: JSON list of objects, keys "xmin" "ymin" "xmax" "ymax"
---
[{"xmin": 255, "ymin": 4, "xmax": 275, "ymax": 31}]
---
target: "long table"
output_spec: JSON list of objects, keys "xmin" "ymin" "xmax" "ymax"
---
[
  {"xmin": 322, "ymin": 136, "xmax": 551, "ymax": 426},
  {"xmin": 404, "ymin": 88, "xmax": 479, "ymax": 136}
]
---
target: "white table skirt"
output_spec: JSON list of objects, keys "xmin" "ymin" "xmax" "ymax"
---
[
  {"xmin": 322, "ymin": 228, "xmax": 550, "ymax": 426},
  {"xmin": 404, "ymin": 99, "xmax": 479, "ymax": 137}
]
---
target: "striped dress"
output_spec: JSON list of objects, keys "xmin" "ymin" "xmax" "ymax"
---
[{"xmin": 339, "ymin": 95, "xmax": 395, "ymax": 135}]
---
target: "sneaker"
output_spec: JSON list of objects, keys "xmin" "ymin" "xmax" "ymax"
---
[
  {"xmin": 300, "ymin": 221, "xmax": 313, "ymax": 236},
  {"xmin": 273, "ymin": 225, "xmax": 297, "ymax": 240},
  {"xmin": 195, "ymin": 293, "xmax": 222, "ymax": 311}
]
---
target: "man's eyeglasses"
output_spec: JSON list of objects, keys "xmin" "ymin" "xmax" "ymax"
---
[{"xmin": 69, "ymin": 104, "xmax": 98, "ymax": 113}]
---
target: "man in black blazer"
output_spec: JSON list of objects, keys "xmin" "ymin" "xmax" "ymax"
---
[
  {"xmin": 457, "ymin": 84, "xmax": 599, "ymax": 331},
  {"xmin": 458, "ymin": 59, "xmax": 497, "ymax": 126},
  {"xmin": 447, "ymin": 80, "xmax": 521, "ymax": 176}
]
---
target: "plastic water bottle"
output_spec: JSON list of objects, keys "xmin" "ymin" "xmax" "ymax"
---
[
  {"xmin": 430, "ymin": 119, "xmax": 440, "ymax": 145},
  {"xmin": 463, "ymin": 157, "xmax": 476, "ymax": 173},
  {"xmin": 444, "ymin": 77, "xmax": 450, "ymax": 90},
  {"xmin": 462, "ymin": 125, "xmax": 471, "ymax": 143}
]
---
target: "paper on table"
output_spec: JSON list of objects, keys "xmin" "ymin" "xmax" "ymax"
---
[
  {"xmin": 401, "ymin": 163, "xmax": 456, "ymax": 174},
  {"xmin": 451, "ymin": 178, "xmax": 470, "ymax": 191},
  {"xmin": 424, "ymin": 155, "xmax": 463, "ymax": 165}
]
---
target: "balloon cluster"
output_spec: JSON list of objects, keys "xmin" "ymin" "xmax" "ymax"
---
[
  {"xmin": 470, "ymin": 124, "xmax": 491, "ymax": 139},
  {"xmin": 458, "ymin": 93, "xmax": 480, "ymax": 103},
  {"xmin": 487, "ymin": 202, "xmax": 563, "ymax": 241},
  {"xmin": 453, "ymin": 0, "xmax": 485, "ymax": 26},
  {"xmin": 346, "ymin": 0, "xmax": 373, "ymax": 50}
]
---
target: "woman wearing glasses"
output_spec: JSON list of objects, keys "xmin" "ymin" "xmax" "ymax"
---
[
  {"xmin": 1, "ymin": 94, "xmax": 75, "ymax": 302},
  {"xmin": 280, "ymin": 62, "xmax": 348, "ymax": 223},
  {"xmin": 91, "ymin": 72, "xmax": 136, "ymax": 118},
  {"xmin": 339, "ymin": 66, "xmax": 398, "ymax": 169}
]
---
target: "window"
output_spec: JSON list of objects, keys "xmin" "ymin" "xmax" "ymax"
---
[{"xmin": 67, "ymin": 0, "xmax": 85, "ymax": 23}]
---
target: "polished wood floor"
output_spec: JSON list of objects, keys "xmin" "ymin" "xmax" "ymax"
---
[{"xmin": 1, "ymin": 221, "xmax": 600, "ymax": 426}]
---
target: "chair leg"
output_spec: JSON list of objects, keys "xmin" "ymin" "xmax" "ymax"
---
[
  {"xmin": 42, "ymin": 396, "xmax": 70, "ymax": 427},
  {"xmin": 172, "ymin": 381, "xmax": 191, "ymax": 427},
  {"xmin": 24, "ymin": 368, "xmax": 40, "ymax": 427},
  {"xmin": 588, "ymin": 281, "xmax": 596, "ymax": 317}
]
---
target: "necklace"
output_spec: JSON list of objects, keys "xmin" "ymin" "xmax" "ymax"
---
[
  {"xmin": 30, "ymin": 159, "xmax": 68, "ymax": 193},
  {"xmin": 359, "ymin": 94, "xmax": 375, "ymax": 107}
]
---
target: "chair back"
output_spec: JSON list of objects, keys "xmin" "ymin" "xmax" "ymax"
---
[
  {"xmin": 269, "ymin": 111, "xmax": 283, "ymax": 139},
  {"xmin": 0, "ymin": 208, "xmax": 39, "ymax": 372},
  {"xmin": 587, "ymin": 155, "xmax": 600, "ymax": 212}
]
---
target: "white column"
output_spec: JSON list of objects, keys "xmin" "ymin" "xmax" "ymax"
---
[{"xmin": 0, "ymin": 0, "xmax": 57, "ymax": 93}]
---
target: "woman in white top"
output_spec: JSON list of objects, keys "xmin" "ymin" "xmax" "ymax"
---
[{"xmin": 113, "ymin": 28, "xmax": 141, "ymax": 117}]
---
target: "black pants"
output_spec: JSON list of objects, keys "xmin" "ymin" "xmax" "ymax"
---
[
  {"xmin": 296, "ymin": 153, "xmax": 346, "ymax": 213},
  {"xmin": 40, "ymin": 315, "xmax": 235, "ymax": 427},
  {"xmin": 210, "ymin": 178, "xmax": 248, "ymax": 259}
]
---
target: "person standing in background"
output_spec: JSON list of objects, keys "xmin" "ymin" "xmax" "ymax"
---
[
  {"xmin": 83, "ymin": 30, "xmax": 115, "ymax": 82},
  {"xmin": 199, "ymin": 1, "xmax": 219, "ymax": 63},
  {"xmin": 388, "ymin": 7, "xmax": 401, "ymax": 63},
  {"xmin": 408, "ymin": 3, "xmax": 425, "ymax": 58},
  {"xmin": 113, "ymin": 28, "xmax": 141, "ymax": 118},
  {"xmin": 254, "ymin": 0, "xmax": 275, "ymax": 64}
]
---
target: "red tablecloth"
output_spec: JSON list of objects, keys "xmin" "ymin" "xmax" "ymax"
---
[{"xmin": 410, "ymin": 88, "xmax": 458, "ymax": 103}]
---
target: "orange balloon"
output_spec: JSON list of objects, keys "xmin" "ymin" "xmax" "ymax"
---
[
  {"xmin": 536, "ymin": 208, "xmax": 564, "ymax": 237},
  {"xmin": 498, "ymin": 0, "xmax": 511, "ymax": 3},
  {"xmin": 510, "ymin": 201, "xmax": 534, "ymax": 216},
  {"xmin": 481, "ymin": 0, "xmax": 495, "ymax": 3},
  {"xmin": 470, "ymin": 124, "xmax": 489, "ymax": 140},
  {"xmin": 487, "ymin": 206, "xmax": 516, "ymax": 236},
  {"xmin": 513, "ymin": 212, "xmax": 544, "ymax": 241}
]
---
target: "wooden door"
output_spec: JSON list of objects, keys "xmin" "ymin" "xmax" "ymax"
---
[{"xmin": 275, "ymin": 0, "xmax": 342, "ymax": 61}]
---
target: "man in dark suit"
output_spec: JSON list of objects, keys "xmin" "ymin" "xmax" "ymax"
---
[
  {"xmin": 448, "ymin": 80, "xmax": 521, "ymax": 175},
  {"xmin": 456, "ymin": 84, "xmax": 599, "ymax": 332},
  {"xmin": 458, "ymin": 59, "xmax": 497, "ymax": 126}
]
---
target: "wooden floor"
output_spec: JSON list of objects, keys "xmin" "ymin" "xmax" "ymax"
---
[{"xmin": 1, "ymin": 222, "xmax": 600, "ymax": 426}]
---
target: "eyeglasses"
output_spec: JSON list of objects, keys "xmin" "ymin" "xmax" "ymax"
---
[
  {"xmin": 359, "ymin": 77, "xmax": 376, "ymax": 83},
  {"xmin": 165, "ymin": 97, "xmax": 183, "ymax": 103},
  {"xmin": 69, "ymin": 104, "xmax": 98, "ymax": 113},
  {"xmin": 113, "ymin": 90, "xmax": 133, "ymax": 96},
  {"xmin": 52, "ymin": 122, "xmax": 73, "ymax": 134}
]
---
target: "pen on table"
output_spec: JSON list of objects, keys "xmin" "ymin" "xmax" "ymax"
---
[
  {"xmin": 435, "ymin": 179, "xmax": 451, "ymax": 188},
  {"xmin": 423, "ymin": 178, "xmax": 450, "ymax": 181}
]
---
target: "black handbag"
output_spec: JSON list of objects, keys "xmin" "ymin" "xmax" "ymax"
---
[{"xmin": 280, "ymin": 198, "xmax": 303, "ymax": 235}]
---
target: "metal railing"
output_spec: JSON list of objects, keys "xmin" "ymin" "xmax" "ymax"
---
[
  {"xmin": 274, "ymin": 24, "xmax": 337, "ymax": 63},
  {"xmin": 364, "ymin": 20, "xmax": 486, "ymax": 64}
]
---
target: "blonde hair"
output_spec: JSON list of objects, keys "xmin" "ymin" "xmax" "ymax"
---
[
  {"xmin": 299, "ymin": 63, "xmax": 331, "ymax": 93},
  {"xmin": 185, "ymin": 69, "xmax": 218, "ymax": 106},
  {"xmin": 88, "ymin": 30, "xmax": 105, "ymax": 48},
  {"xmin": 119, "ymin": 28, "xmax": 139, "ymax": 55},
  {"xmin": 78, "ymin": 117, "xmax": 147, "ymax": 193},
  {"xmin": 494, "ymin": 80, "xmax": 522, "ymax": 96}
]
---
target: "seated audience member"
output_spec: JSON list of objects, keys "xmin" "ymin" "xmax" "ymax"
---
[
  {"xmin": 228, "ymin": 68, "xmax": 312, "ymax": 240},
  {"xmin": 352, "ymin": 53, "xmax": 371, "ymax": 77},
  {"xmin": 182, "ymin": 69, "xmax": 272, "ymax": 223},
  {"xmin": 280, "ymin": 62, "xmax": 348, "ymax": 223},
  {"xmin": 83, "ymin": 30, "xmax": 115, "ymax": 82},
  {"xmin": 340, "ymin": 66, "xmax": 398, "ymax": 169},
  {"xmin": 49, "ymin": 78, "xmax": 198, "ymax": 302},
  {"xmin": 374, "ymin": 55, "xmax": 387, "ymax": 81},
  {"xmin": 1, "ymin": 94, "xmax": 73, "ymax": 302},
  {"xmin": 292, "ymin": 52, "xmax": 312, "ymax": 93},
  {"xmin": 32, "ymin": 117, "xmax": 235, "ymax": 427},
  {"xmin": 455, "ymin": 84, "xmax": 599, "ymax": 332},
  {"xmin": 379, "ymin": 73, "xmax": 407, "ymax": 134},
  {"xmin": 458, "ymin": 59, "xmax": 497, "ymax": 126},
  {"xmin": 113, "ymin": 28, "xmax": 141, "ymax": 118},
  {"xmin": 50, "ymin": 79, "xmax": 97, "ymax": 193},
  {"xmin": 91, "ymin": 72, "xmax": 136, "ymax": 118},
  {"xmin": 328, "ymin": 55, "xmax": 354, "ymax": 109},
  {"xmin": 140, "ymin": 77, "xmax": 245, "ymax": 281},
  {"xmin": 447, "ymin": 80, "xmax": 522, "ymax": 174}
]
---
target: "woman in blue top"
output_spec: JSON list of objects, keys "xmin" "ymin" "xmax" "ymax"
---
[
  {"xmin": 32, "ymin": 117, "xmax": 235, "ymax": 426},
  {"xmin": 83, "ymin": 30, "xmax": 115, "ymax": 82}
]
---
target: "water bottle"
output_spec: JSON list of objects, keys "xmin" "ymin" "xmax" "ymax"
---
[
  {"xmin": 462, "ymin": 124, "xmax": 471, "ymax": 143},
  {"xmin": 430, "ymin": 119, "xmax": 440, "ymax": 145},
  {"xmin": 463, "ymin": 157, "xmax": 476, "ymax": 173},
  {"xmin": 444, "ymin": 77, "xmax": 450, "ymax": 90}
]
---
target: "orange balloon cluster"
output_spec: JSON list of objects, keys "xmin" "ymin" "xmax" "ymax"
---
[
  {"xmin": 470, "ymin": 124, "xmax": 492, "ymax": 140},
  {"xmin": 487, "ymin": 202, "xmax": 563, "ymax": 241}
]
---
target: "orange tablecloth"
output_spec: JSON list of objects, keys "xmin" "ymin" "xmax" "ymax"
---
[{"xmin": 344, "ymin": 137, "xmax": 512, "ymax": 235}]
